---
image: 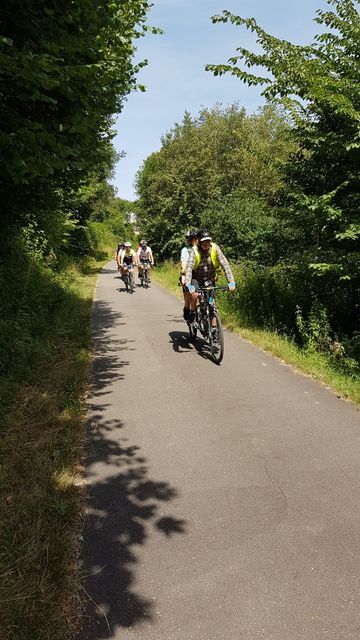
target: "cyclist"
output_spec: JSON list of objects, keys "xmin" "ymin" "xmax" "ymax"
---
[
  {"xmin": 185, "ymin": 229, "xmax": 235, "ymax": 335},
  {"xmin": 180, "ymin": 229, "xmax": 198, "ymax": 320},
  {"xmin": 119, "ymin": 242, "xmax": 137, "ymax": 280},
  {"xmin": 115, "ymin": 241, "xmax": 125, "ymax": 270},
  {"xmin": 137, "ymin": 240, "xmax": 154, "ymax": 283}
]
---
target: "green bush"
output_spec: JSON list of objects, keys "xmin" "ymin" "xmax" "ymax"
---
[
  {"xmin": 67, "ymin": 225, "xmax": 95, "ymax": 256},
  {"xmin": 221, "ymin": 259, "xmax": 359, "ymax": 368}
]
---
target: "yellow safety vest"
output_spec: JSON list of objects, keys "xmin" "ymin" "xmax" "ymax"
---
[{"xmin": 193, "ymin": 244, "xmax": 222, "ymax": 276}]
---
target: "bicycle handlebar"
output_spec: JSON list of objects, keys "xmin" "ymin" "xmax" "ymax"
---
[{"xmin": 198, "ymin": 285, "xmax": 230, "ymax": 292}]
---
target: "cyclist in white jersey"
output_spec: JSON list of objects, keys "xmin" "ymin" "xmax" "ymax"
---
[
  {"xmin": 180, "ymin": 229, "xmax": 198, "ymax": 320},
  {"xmin": 137, "ymin": 241, "xmax": 154, "ymax": 282}
]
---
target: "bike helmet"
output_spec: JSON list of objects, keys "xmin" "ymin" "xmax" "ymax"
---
[
  {"xmin": 124, "ymin": 241, "xmax": 131, "ymax": 247},
  {"xmin": 141, "ymin": 241, "xmax": 147, "ymax": 248},
  {"xmin": 185, "ymin": 229, "xmax": 197, "ymax": 239},
  {"xmin": 197, "ymin": 229, "xmax": 212, "ymax": 242}
]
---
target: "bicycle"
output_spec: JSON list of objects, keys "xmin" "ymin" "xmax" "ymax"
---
[
  {"xmin": 139, "ymin": 259, "xmax": 151, "ymax": 288},
  {"xmin": 123, "ymin": 264, "xmax": 135, "ymax": 293},
  {"xmin": 187, "ymin": 285, "xmax": 228, "ymax": 364}
]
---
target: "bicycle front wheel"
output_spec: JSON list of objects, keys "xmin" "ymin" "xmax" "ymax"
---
[
  {"xmin": 144, "ymin": 269, "xmax": 148, "ymax": 289},
  {"xmin": 209, "ymin": 310, "xmax": 224, "ymax": 364},
  {"xmin": 129, "ymin": 271, "xmax": 135, "ymax": 293}
]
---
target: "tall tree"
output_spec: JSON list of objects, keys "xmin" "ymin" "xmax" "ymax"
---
[
  {"xmin": 136, "ymin": 104, "xmax": 292, "ymax": 259},
  {"xmin": 0, "ymin": 0, "xmax": 155, "ymax": 240},
  {"xmin": 206, "ymin": 0, "xmax": 360, "ymax": 282}
]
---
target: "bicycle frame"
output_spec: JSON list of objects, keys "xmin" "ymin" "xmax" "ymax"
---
[
  {"xmin": 196, "ymin": 286, "xmax": 224, "ymax": 328},
  {"xmin": 123, "ymin": 264, "xmax": 135, "ymax": 293},
  {"xmin": 140, "ymin": 259, "xmax": 151, "ymax": 288}
]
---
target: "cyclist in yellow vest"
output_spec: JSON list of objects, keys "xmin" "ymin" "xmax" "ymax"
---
[
  {"xmin": 119, "ymin": 241, "xmax": 138, "ymax": 279},
  {"xmin": 185, "ymin": 229, "xmax": 235, "ymax": 330}
]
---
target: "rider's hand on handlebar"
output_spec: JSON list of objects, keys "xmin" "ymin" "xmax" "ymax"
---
[{"xmin": 228, "ymin": 281, "xmax": 236, "ymax": 292}]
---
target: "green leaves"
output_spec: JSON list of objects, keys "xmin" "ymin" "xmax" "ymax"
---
[
  {"xmin": 1, "ymin": 0, "xmax": 154, "ymax": 229},
  {"xmin": 136, "ymin": 104, "xmax": 293, "ymax": 260},
  {"xmin": 207, "ymin": 0, "xmax": 360, "ymax": 284}
]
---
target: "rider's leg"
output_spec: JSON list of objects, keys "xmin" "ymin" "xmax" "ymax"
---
[
  {"xmin": 183, "ymin": 289, "xmax": 192, "ymax": 320},
  {"xmin": 188, "ymin": 280, "xmax": 200, "ymax": 323}
]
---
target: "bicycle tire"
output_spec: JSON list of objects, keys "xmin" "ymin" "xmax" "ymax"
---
[
  {"xmin": 129, "ymin": 271, "xmax": 134, "ymax": 293},
  {"xmin": 124, "ymin": 274, "xmax": 129, "ymax": 292},
  {"xmin": 144, "ymin": 269, "xmax": 148, "ymax": 289},
  {"xmin": 187, "ymin": 320, "xmax": 197, "ymax": 342},
  {"xmin": 209, "ymin": 310, "xmax": 224, "ymax": 364}
]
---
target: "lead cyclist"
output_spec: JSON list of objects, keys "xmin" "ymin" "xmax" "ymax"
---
[{"xmin": 185, "ymin": 229, "xmax": 235, "ymax": 338}]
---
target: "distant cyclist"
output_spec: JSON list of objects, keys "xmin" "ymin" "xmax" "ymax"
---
[
  {"xmin": 185, "ymin": 229, "xmax": 235, "ymax": 333},
  {"xmin": 180, "ymin": 229, "xmax": 198, "ymax": 320},
  {"xmin": 137, "ymin": 240, "xmax": 154, "ymax": 283},
  {"xmin": 115, "ymin": 242, "xmax": 125, "ymax": 270},
  {"xmin": 119, "ymin": 242, "xmax": 137, "ymax": 279}
]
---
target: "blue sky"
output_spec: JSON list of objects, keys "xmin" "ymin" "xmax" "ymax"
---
[{"xmin": 112, "ymin": 0, "xmax": 327, "ymax": 201}]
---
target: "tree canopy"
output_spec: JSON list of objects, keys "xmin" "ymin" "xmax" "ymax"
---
[
  {"xmin": 136, "ymin": 103, "xmax": 293, "ymax": 259},
  {"xmin": 206, "ymin": 0, "xmax": 360, "ymax": 281},
  {"xmin": 0, "ymin": 0, "xmax": 155, "ymax": 244}
]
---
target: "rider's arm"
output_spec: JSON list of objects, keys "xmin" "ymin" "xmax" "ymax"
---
[
  {"xmin": 185, "ymin": 248, "xmax": 196, "ymax": 285},
  {"xmin": 119, "ymin": 250, "xmax": 124, "ymax": 266},
  {"xmin": 149, "ymin": 249, "xmax": 154, "ymax": 266},
  {"xmin": 180, "ymin": 247, "xmax": 188, "ymax": 274},
  {"xmin": 180, "ymin": 261, "xmax": 187, "ymax": 277},
  {"xmin": 216, "ymin": 245, "xmax": 235, "ymax": 284}
]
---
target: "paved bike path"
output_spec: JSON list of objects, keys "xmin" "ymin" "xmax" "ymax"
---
[{"xmin": 80, "ymin": 263, "xmax": 360, "ymax": 640}]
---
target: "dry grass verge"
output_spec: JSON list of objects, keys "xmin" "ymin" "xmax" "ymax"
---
[{"xmin": 0, "ymin": 257, "xmax": 103, "ymax": 640}]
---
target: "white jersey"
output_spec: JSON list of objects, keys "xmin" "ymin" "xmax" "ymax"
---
[{"xmin": 137, "ymin": 246, "xmax": 152, "ymax": 261}]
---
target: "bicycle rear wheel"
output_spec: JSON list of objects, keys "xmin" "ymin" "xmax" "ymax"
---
[
  {"xmin": 209, "ymin": 310, "xmax": 224, "ymax": 364},
  {"xmin": 187, "ymin": 318, "xmax": 197, "ymax": 342}
]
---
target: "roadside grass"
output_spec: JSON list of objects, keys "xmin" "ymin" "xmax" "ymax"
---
[
  {"xmin": 152, "ymin": 262, "xmax": 360, "ymax": 406},
  {"xmin": 0, "ymin": 254, "xmax": 105, "ymax": 640}
]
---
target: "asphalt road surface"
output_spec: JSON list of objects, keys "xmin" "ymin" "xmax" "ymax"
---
[{"xmin": 79, "ymin": 263, "xmax": 360, "ymax": 640}]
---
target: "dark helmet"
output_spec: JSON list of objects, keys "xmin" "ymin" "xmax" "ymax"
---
[
  {"xmin": 197, "ymin": 229, "xmax": 212, "ymax": 242},
  {"xmin": 185, "ymin": 229, "xmax": 197, "ymax": 240}
]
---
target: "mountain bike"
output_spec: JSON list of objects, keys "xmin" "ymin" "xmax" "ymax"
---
[
  {"xmin": 187, "ymin": 285, "xmax": 228, "ymax": 364},
  {"xmin": 139, "ymin": 259, "xmax": 151, "ymax": 288},
  {"xmin": 123, "ymin": 264, "xmax": 135, "ymax": 293}
]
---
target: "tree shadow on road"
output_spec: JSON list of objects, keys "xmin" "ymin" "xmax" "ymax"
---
[
  {"xmin": 80, "ymin": 420, "xmax": 186, "ymax": 638},
  {"xmin": 90, "ymin": 300, "xmax": 130, "ymax": 396},
  {"xmin": 79, "ymin": 301, "xmax": 187, "ymax": 638}
]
